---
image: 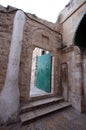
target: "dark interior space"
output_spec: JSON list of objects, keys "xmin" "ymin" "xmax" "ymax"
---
[{"xmin": 74, "ymin": 13, "xmax": 86, "ymax": 48}]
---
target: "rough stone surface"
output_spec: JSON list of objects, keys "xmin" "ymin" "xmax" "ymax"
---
[
  {"xmin": 0, "ymin": 108, "xmax": 86, "ymax": 130},
  {"xmin": 0, "ymin": 0, "xmax": 86, "ymax": 125},
  {"xmin": 0, "ymin": 5, "xmax": 61, "ymax": 103},
  {"xmin": 0, "ymin": 10, "xmax": 25, "ymax": 123},
  {"xmin": 58, "ymin": 0, "xmax": 86, "ymax": 112}
]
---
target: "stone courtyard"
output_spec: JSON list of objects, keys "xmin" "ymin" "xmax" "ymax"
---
[
  {"xmin": 0, "ymin": 0, "xmax": 86, "ymax": 128},
  {"xmin": 0, "ymin": 107, "xmax": 86, "ymax": 130}
]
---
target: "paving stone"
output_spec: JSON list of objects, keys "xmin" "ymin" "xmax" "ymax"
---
[{"xmin": 1, "ymin": 108, "xmax": 86, "ymax": 130}]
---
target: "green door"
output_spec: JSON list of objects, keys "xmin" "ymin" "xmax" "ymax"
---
[{"xmin": 36, "ymin": 53, "xmax": 52, "ymax": 93}]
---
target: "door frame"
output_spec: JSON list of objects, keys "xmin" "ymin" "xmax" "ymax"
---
[{"xmin": 30, "ymin": 47, "xmax": 55, "ymax": 97}]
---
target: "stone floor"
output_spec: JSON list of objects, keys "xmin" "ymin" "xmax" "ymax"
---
[
  {"xmin": 0, "ymin": 107, "xmax": 86, "ymax": 130},
  {"xmin": 30, "ymin": 86, "xmax": 47, "ymax": 97}
]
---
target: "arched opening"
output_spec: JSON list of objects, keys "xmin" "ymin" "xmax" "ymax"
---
[{"xmin": 74, "ymin": 13, "xmax": 86, "ymax": 48}]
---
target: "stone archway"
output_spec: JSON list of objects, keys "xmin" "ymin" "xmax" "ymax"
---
[
  {"xmin": 74, "ymin": 12, "xmax": 86, "ymax": 48},
  {"xmin": 73, "ymin": 12, "xmax": 86, "ymax": 112}
]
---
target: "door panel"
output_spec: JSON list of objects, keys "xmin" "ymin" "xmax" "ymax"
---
[{"xmin": 36, "ymin": 53, "xmax": 52, "ymax": 93}]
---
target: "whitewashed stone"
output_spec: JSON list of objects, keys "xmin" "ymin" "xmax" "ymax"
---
[{"xmin": 0, "ymin": 10, "xmax": 25, "ymax": 123}]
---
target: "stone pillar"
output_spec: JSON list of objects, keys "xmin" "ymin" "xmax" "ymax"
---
[
  {"xmin": 73, "ymin": 46, "xmax": 84, "ymax": 112},
  {"xmin": 0, "ymin": 10, "xmax": 25, "ymax": 123},
  {"xmin": 24, "ymin": 47, "xmax": 34, "ymax": 101},
  {"xmin": 81, "ymin": 50, "xmax": 86, "ymax": 112},
  {"xmin": 53, "ymin": 49, "xmax": 61, "ymax": 96}
]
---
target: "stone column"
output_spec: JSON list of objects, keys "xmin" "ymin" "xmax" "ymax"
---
[
  {"xmin": 53, "ymin": 49, "xmax": 61, "ymax": 96},
  {"xmin": 0, "ymin": 10, "xmax": 25, "ymax": 123},
  {"xmin": 74, "ymin": 46, "xmax": 84, "ymax": 112},
  {"xmin": 82, "ymin": 50, "xmax": 86, "ymax": 112}
]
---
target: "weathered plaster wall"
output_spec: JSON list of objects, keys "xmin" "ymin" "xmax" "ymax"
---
[
  {"xmin": 58, "ymin": 0, "xmax": 86, "ymax": 112},
  {"xmin": 82, "ymin": 50, "xmax": 86, "ymax": 112},
  {"xmin": 0, "ymin": 6, "xmax": 61, "ymax": 104},
  {"xmin": 0, "ymin": 10, "xmax": 25, "ymax": 123},
  {"xmin": 62, "ymin": 3, "xmax": 86, "ymax": 47},
  {"xmin": 19, "ymin": 13, "xmax": 61, "ymax": 102},
  {"xmin": 0, "ymin": 8, "xmax": 14, "ymax": 92},
  {"xmin": 0, "ymin": 0, "xmax": 85, "ymax": 122}
]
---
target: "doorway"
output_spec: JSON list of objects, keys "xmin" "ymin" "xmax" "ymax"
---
[{"xmin": 30, "ymin": 47, "xmax": 53, "ymax": 97}]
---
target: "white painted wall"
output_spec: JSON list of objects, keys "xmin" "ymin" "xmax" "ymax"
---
[{"xmin": 0, "ymin": 10, "xmax": 25, "ymax": 123}]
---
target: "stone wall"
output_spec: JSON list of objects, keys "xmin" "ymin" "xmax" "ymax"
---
[
  {"xmin": 19, "ymin": 12, "xmax": 61, "ymax": 102},
  {"xmin": 62, "ymin": 3, "xmax": 85, "ymax": 47},
  {"xmin": 0, "ymin": 5, "xmax": 61, "ymax": 103},
  {"xmin": 0, "ymin": 10, "xmax": 25, "ymax": 124},
  {"xmin": 58, "ymin": 0, "xmax": 86, "ymax": 112},
  {"xmin": 0, "ymin": 9, "xmax": 14, "ymax": 92},
  {"xmin": 0, "ymin": 0, "xmax": 86, "ymax": 118}
]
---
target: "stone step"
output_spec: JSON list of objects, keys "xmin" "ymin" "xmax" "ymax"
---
[
  {"xmin": 20, "ymin": 101, "xmax": 71, "ymax": 124},
  {"xmin": 21, "ymin": 97, "xmax": 64, "ymax": 113},
  {"xmin": 29, "ymin": 93, "xmax": 55, "ymax": 101}
]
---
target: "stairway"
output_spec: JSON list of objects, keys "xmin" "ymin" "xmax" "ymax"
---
[{"xmin": 20, "ymin": 96, "xmax": 71, "ymax": 124}]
